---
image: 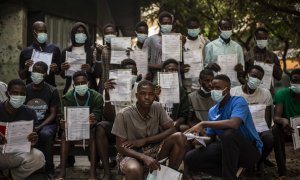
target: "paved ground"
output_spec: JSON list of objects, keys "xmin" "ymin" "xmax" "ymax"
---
[{"xmin": 26, "ymin": 143, "xmax": 300, "ymax": 180}]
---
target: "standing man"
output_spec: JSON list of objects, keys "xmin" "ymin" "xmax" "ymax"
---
[
  {"xmin": 272, "ymin": 69, "xmax": 300, "ymax": 178},
  {"xmin": 205, "ymin": 18, "xmax": 245, "ymax": 87},
  {"xmin": 112, "ymin": 80, "xmax": 187, "ymax": 180},
  {"xmin": 25, "ymin": 61, "xmax": 60, "ymax": 180},
  {"xmin": 0, "ymin": 79, "xmax": 45, "ymax": 180},
  {"xmin": 185, "ymin": 74, "xmax": 262, "ymax": 179},
  {"xmin": 183, "ymin": 16, "xmax": 209, "ymax": 92},
  {"xmin": 19, "ymin": 21, "xmax": 61, "ymax": 87}
]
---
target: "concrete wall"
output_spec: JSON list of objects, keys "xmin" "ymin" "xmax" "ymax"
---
[{"xmin": 0, "ymin": 3, "xmax": 27, "ymax": 83}]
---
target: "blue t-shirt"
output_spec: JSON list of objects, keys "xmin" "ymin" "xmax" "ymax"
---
[{"xmin": 206, "ymin": 96, "xmax": 263, "ymax": 154}]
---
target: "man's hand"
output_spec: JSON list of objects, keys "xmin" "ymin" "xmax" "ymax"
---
[
  {"xmin": 61, "ymin": 62, "xmax": 70, "ymax": 71},
  {"xmin": 35, "ymin": 125, "xmax": 43, "ymax": 133},
  {"xmin": 50, "ymin": 63, "xmax": 58, "ymax": 73},
  {"xmin": 89, "ymin": 113, "xmax": 97, "ymax": 126},
  {"xmin": 28, "ymin": 132, "xmax": 38, "ymax": 146},
  {"xmin": 104, "ymin": 79, "xmax": 116, "ymax": 91},
  {"xmin": 234, "ymin": 64, "xmax": 243, "ymax": 72},
  {"xmin": 96, "ymin": 44, "xmax": 106, "ymax": 52},
  {"xmin": 122, "ymin": 139, "xmax": 147, "ymax": 149},
  {"xmin": 81, "ymin": 64, "xmax": 91, "ymax": 72},
  {"xmin": 59, "ymin": 119, "xmax": 66, "ymax": 130},
  {"xmin": 0, "ymin": 132, "xmax": 7, "ymax": 145},
  {"xmin": 25, "ymin": 59, "xmax": 34, "ymax": 69},
  {"xmin": 185, "ymin": 122, "xmax": 204, "ymax": 136},
  {"xmin": 282, "ymin": 118, "xmax": 294, "ymax": 135},
  {"xmin": 206, "ymin": 63, "xmax": 221, "ymax": 72},
  {"xmin": 142, "ymin": 155, "xmax": 161, "ymax": 171}
]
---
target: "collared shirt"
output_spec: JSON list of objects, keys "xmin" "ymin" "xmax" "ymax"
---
[{"xmin": 19, "ymin": 43, "xmax": 61, "ymax": 87}]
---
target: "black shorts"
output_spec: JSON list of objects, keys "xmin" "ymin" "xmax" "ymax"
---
[{"xmin": 96, "ymin": 121, "xmax": 115, "ymax": 144}]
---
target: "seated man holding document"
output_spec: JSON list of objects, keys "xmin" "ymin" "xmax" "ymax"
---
[
  {"xmin": 231, "ymin": 65, "xmax": 274, "ymax": 174},
  {"xmin": 184, "ymin": 74, "xmax": 262, "ymax": 180},
  {"xmin": 112, "ymin": 80, "xmax": 187, "ymax": 180},
  {"xmin": 0, "ymin": 79, "xmax": 45, "ymax": 180},
  {"xmin": 58, "ymin": 71, "xmax": 104, "ymax": 180}
]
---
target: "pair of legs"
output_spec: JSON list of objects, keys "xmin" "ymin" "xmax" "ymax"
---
[
  {"xmin": 185, "ymin": 129, "xmax": 260, "ymax": 180},
  {"xmin": 0, "ymin": 148, "xmax": 45, "ymax": 180},
  {"xmin": 35, "ymin": 123, "xmax": 57, "ymax": 178},
  {"xmin": 57, "ymin": 127, "xmax": 97, "ymax": 179},
  {"xmin": 272, "ymin": 124, "xmax": 292, "ymax": 176},
  {"xmin": 120, "ymin": 132, "xmax": 187, "ymax": 180},
  {"xmin": 95, "ymin": 121, "xmax": 115, "ymax": 180}
]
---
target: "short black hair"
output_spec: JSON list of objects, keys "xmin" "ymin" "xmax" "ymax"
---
[
  {"xmin": 137, "ymin": 80, "xmax": 155, "ymax": 92},
  {"xmin": 162, "ymin": 59, "xmax": 178, "ymax": 70},
  {"xmin": 186, "ymin": 16, "xmax": 199, "ymax": 27},
  {"xmin": 218, "ymin": 18, "xmax": 232, "ymax": 27},
  {"xmin": 33, "ymin": 61, "xmax": 48, "ymax": 73},
  {"xmin": 72, "ymin": 71, "xmax": 88, "ymax": 81},
  {"xmin": 199, "ymin": 69, "xmax": 214, "ymax": 79},
  {"xmin": 255, "ymin": 27, "xmax": 268, "ymax": 37},
  {"xmin": 214, "ymin": 74, "xmax": 231, "ymax": 86},
  {"xmin": 103, "ymin": 23, "xmax": 116, "ymax": 32},
  {"xmin": 290, "ymin": 69, "xmax": 300, "ymax": 79},
  {"xmin": 158, "ymin": 11, "xmax": 173, "ymax": 23},
  {"xmin": 248, "ymin": 65, "xmax": 265, "ymax": 76},
  {"xmin": 121, "ymin": 58, "xmax": 136, "ymax": 68},
  {"xmin": 7, "ymin": 79, "xmax": 26, "ymax": 92},
  {"xmin": 135, "ymin": 21, "xmax": 148, "ymax": 31}
]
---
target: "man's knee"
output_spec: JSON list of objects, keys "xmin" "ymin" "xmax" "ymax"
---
[
  {"xmin": 261, "ymin": 131, "xmax": 274, "ymax": 148},
  {"xmin": 28, "ymin": 148, "xmax": 46, "ymax": 170},
  {"xmin": 123, "ymin": 160, "xmax": 144, "ymax": 178},
  {"xmin": 169, "ymin": 132, "xmax": 187, "ymax": 147},
  {"xmin": 39, "ymin": 128, "xmax": 56, "ymax": 141},
  {"xmin": 96, "ymin": 125, "xmax": 106, "ymax": 138}
]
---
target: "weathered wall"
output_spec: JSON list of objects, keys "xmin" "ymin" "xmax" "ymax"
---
[{"xmin": 0, "ymin": 3, "xmax": 27, "ymax": 83}]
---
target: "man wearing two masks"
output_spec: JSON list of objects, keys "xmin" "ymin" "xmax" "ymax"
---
[
  {"xmin": 24, "ymin": 61, "xmax": 60, "ymax": 180},
  {"xmin": 231, "ymin": 65, "xmax": 274, "ymax": 174},
  {"xmin": 19, "ymin": 21, "xmax": 61, "ymax": 87},
  {"xmin": 272, "ymin": 69, "xmax": 300, "ymax": 178},
  {"xmin": 204, "ymin": 18, "xmax": 245, "ymax": 87},
  {"xmin": 184, "ymin": 74, "xmax": 262, "ymax": 179}
]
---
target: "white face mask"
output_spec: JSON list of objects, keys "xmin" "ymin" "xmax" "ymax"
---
[
  {"xmin": 9, "ymin": 95, "xmax": 26, "ymax": 109},
  {"xmin": 200, "ymin": 87, "xmax": 211, "ymax": 94},
  {"xmin": 136, "ymin": 32, "xmax": 148, "ymax": 43},
  {"xmin": 104, "ymin": 34, "xmax": 116, "ymax": 44},
  {"xmin": 220, "ymin": 29, "xmax": 232, "ymax": 39},
  {"xmin": 247, "ymin": 76, "xmax": 262, "ymax": 90},
  {"xmin": 36, "ymin": 32, "xmax": 48, "ymax": 44},
  {"xmin": 187, "ymin": 28, "xmax": 201, "ymax": 38},
  {"xmin": 256, "ymin": 39, "xmax": 268, "ymax": 49},
  {"xmin": 290, "ymin": 83, "xmax": 300, "ymax": 94},
  {"xmin": 75, "ymin": 33, "xmax": 87, "ymax": 44},
  {"xmin": 31, "ymin": 72, "xmax": 44, "ymax": 84},
  {"xmin": 74, "ymin": 84, "xmax": 89, "ymax": 96},
  {"xmin": 160, "ymin": 24, "xmax": 173, "ymax": 33},
  {"xmin": 211, "ymin": 88, "xmax": 227, "ymax": 102}
]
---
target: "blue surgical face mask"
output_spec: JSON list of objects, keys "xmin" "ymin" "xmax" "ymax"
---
[
  {"xmin": 104, "ymin": 34, "xmax": 116, "ymax": 44},
  {"xmin": 247, "ymin": 76, "xmax": 261, "ymax": 90},
  {"xmin": 31, "ymin": 72, "xmax": 44, "ymax": 84},
  {"xmin": 220, "ymin": 29, "xmax": 232, "ymax": 39},
  {"xmin": 136, "ymin": 33, "xmax": 148, "ymax": 43},
  {"xmin": 9, "ymin": 95, "xmax": 26, "ymax": 109},
  {"xmin": 36, "ymin": 32, "xmax": 48, "ymax": 44},
  {"xmin": 290, "ymin": 83, "xmax": 300, "ymax": 94},
  {"xmin": 75, "ymin": 84, "xmax": 89, "ymax": 96},
  {"xmin": 256, "ymin": 39, "xmax": 268, "ymax": 49},
  {"xmin": 160, "ymin": 24, "xmax": 173, "ymax": 33},
  {"xmin": 211, "ymin": 88, "xmax": 227, "ymax": 102},
  {"xmin": 187, "ymin": 28, "xmax": 201, "ymax": 38},
  {"xmin": 75, "ymin": 33, "xmax": 87, "ymax": 44}
]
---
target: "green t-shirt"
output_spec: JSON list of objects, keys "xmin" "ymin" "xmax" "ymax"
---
[{"xmin": 274, "ymin": 88, "xmax": 300, "ymax": 120}]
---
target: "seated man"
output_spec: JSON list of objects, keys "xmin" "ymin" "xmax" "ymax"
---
[
  {"xmin": 0, "ymin": 79, "xmax": 45, "ymax": 180},
  {"xmin": 58, "ymin": 71, "xmax": 104, "ymax": 179},
  {"xmin": 25, "ymin": 61, "xmax": 60, "ymax": 179},
  {"xmin": 188, "ymin": 69, "xmax": 215, "ymax": 127},
  {"xmin": 160, "ymin": 59, "xmax": 189, "ymax": 132},
  {"xmin": 185, "ymin": 74, "xmax": 262, "ymax": 179},
  {"xmin": 231, "ymin": 65, "xmax": 273, "ymax": 173},
  {"xmin": 272, "ymin": 69, "xmax": 300, "ymax": 178},
  {"xmin": 112, "ymin": 80, "xmax": 187, "ymax": 180}
]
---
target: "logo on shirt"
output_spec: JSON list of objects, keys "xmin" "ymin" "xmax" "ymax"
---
[{"xmin": 26, "ymin": 98, "xmax": 48, "ymax": 121}]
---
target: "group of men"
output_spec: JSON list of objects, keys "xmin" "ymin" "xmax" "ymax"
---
[{"xmin": 0, "ymin": 10, "xmax": 299, "ymax": 180}]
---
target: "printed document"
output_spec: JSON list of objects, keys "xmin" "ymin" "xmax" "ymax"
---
[
  {"xmin": 65, "ymin": 51, "xmax": 86, "ymax": 76},
  {"xmin": 162, "ymin": 33, "xmax": 182, "ymax": 62}
]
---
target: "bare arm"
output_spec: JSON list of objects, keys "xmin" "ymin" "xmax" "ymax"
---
[{"xmin": 35, "ymin": 106, "xmax": 58, "ymax": 132}]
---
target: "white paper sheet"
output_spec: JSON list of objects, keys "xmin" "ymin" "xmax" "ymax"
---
[
  {"xmin": 217, "ymin": 54, "xmax": 238, "ymax": 84},
  {"xmin": 1, "ymin": 120, "xmax": 33, "ymax": 154},
  {"xmin": 111, "ymin": 37, "xmax": 131, "ymax": 64},
  {"xmin": 147, "ymin": 165, "xmax": 182, "ymax": 180},
  {"xmin": 184, "ymin": 133, "xmax": 209, "ymax": 147},
  {"xmin": 290, "ymin": 116, "xmax": 300, "ymax": 150},
  {"xmin": 162, "ymin": 33, "xmax": 182, "ymax": 62},
  {"xmin": 109, "ymin": 69, "xmax": 132, "ymax": 102},
  {"xmin": 249, "ymin": 104, "xmax": 269, "ymax": 133},
  {"xmin": 158, "ymin": 72, "xmax": 180, "ymax": 104},
  {"xmin": 65, "ymin": 51, "xmax": 86, "ymax": 76},
  {"xmin": 183, "ymin": 50, "xmax": 203, "ymax": 79},
  {"xmin": 30, "ymin": 49, "xmax": 53, "ymax": 74},
  {"xmin": 65, "ymin": 107, "xmax": 90, "ymax": 141},
  {"xmin": 254, "ymin": 61, "xmax": 274, "ymax": 89},
  {"xmin": 131, "ymin": 50, "xmax": 148, "ymax": 78}
]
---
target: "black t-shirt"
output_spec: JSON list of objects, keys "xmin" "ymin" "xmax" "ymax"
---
[
  {"xmin": 25, "ymin": 82, "xmax": 60, "ymax": 124},
  {"xmin": 0, "ymin": 102, "xmax": 37, "ymax": 123},
  {"xmin": 19, "ymin": 43, "xmax": 61, "ymax": 86}
]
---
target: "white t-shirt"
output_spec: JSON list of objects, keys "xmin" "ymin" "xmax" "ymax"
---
[
  {"xmin": 72, "ymin": 45, "xmax": 85, "ymax": 54},
  {"xmin": 230, "ymin": 86, "xmax": 273, "ymax": 106}
]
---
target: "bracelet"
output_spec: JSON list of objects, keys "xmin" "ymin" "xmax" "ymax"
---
[{"xmin": 105, "ymin": 100, "xmax": 111, "ymax": 103}]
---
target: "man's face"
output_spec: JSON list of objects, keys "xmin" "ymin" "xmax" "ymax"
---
[
  {"xmin": 136, "ymin": 85, "xmax": 155, "ymax": 108},
  {"xmin": 160, "ymin": 17, "xmax": 172, "ymax": 25},
  {"xmin": 256, "ymin": 31, "xmax": 268, "ymax": 40},
  {"xmin": 33, "ymin": 23, "xmax": 47, "ymax": 35},
  {"xmin": 291, "ymin": 74, "xmax": 300, "ymax": 84},
  {"xmin": 187, "ymin": 21, "xmax": 199, "ymax": 29},
  {"xmin": 164, "ymin": 63, "xmax": 178, "ymax": 73},
  {"xmin": 211, "ymin": 79, "xmax": 229, "ymax": 95},
  {"xmin": 124, "ymin": 64, "xmax": 137, "ymax": 75},
  {"xmin": 199, "ymin": 74, "xmax": 213, "ymax": 92},
  {"xmin": 73, "ymin": 76, "xmax": 88, "ymax": 86},
  {"xmin": 136, "ymin": 26, "xmax": 148, "ymax": 34},
  {"xmin": 7, "ymin": 85, "xmax": 26, "ymax": 97},
  {"xmin": 248, "ymin": 68, "xmax": 264, "ymax": 81},
  {"xmin": 219, "ymin": 20, "xmax": 232, "ymax": 31},
  {"xmin": 104, "ymin": 26, "xmax": 116, "ymax": 35}
]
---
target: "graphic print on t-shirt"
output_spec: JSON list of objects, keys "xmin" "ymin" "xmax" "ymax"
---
[{"xmin": 26, "ymin": 98, "xmax": 48, "ymax": 121}]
